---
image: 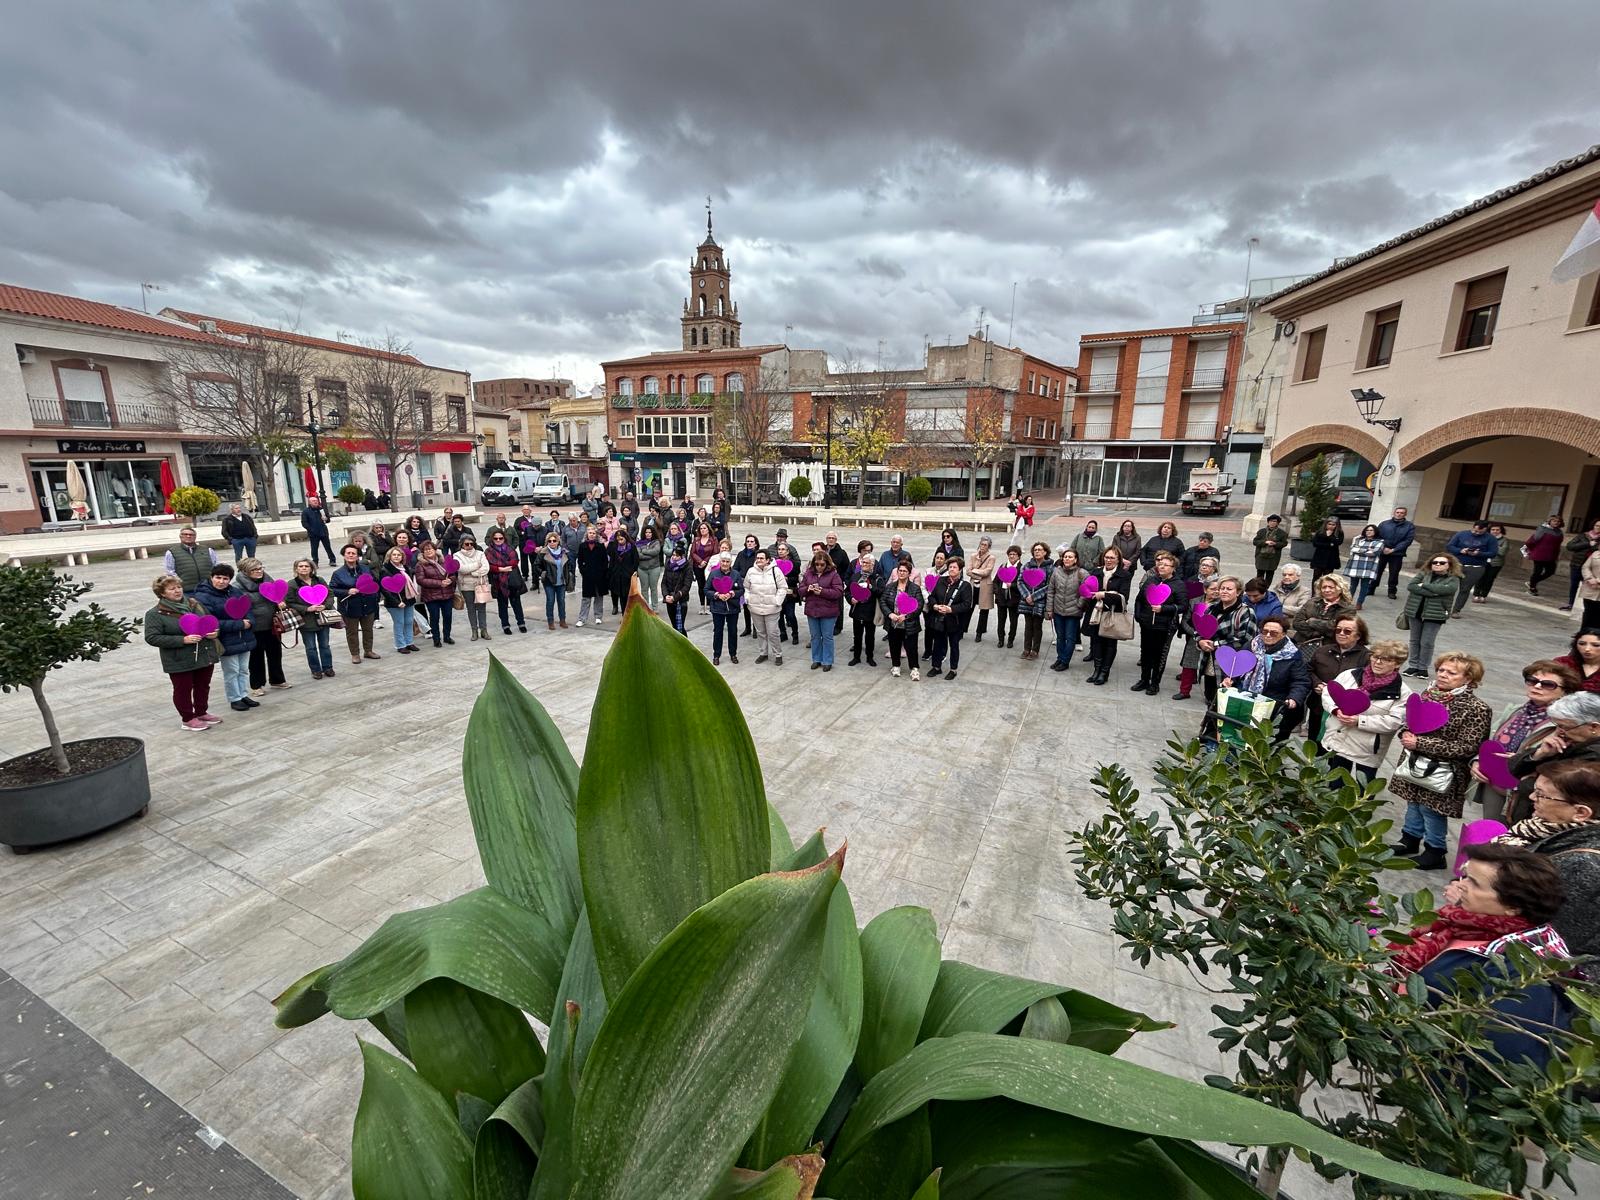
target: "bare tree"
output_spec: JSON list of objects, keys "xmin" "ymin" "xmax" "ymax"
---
[
  {"xmin": 343, "ymin": 335, "xmax": 435, "ymax": 486},
  {"xmin": 710, "ymin": 365, "xmax": 790, "ymax": 504},
  {"xmin": 1060, "ymin": 440, "xmax": 1099, "ymax": 518},
  {"xmin": 963, "ymin": 388, "xmax": 1007, "ymax": 511},
  {"xmin": 147, "ymin": 331, "xmax": 322, "ymax": 517},
  {"xmin": 826, "ymin": 350, "xmax": 904, "ymax": 506}
]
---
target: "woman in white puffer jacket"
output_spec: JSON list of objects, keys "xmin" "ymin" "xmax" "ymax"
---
[{"xmin": 1318, "ymin": 638, "xmax": 1410, "ymax": 783}]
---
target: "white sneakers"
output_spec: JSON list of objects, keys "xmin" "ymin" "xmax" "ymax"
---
[
  {"xmin": 910, "ymin": 669, "xmax": 921, "ymax": 681},
  {"xmin": 576, "ymin": 620, "xmax": 584, "ymax": 627},
  {"xmin": 891, "ymin": 667, "xmax": 901, "ymax": 677}
]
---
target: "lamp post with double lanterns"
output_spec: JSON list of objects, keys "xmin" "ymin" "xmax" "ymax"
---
[
  {"xmin": 806, "ymin": 402, "xmax": 852, "ymax": 507},
  {"xmin": 291, "ymin": 389, "xmax": 341, "ymax": 503}
]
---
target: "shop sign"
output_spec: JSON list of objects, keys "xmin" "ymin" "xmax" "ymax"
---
[{"xmin": 57, "ymin": 439, "xmax": 147, "ymax": 454}]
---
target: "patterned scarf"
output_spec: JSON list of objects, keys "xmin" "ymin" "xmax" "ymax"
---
[
  {"xmin": 1360, "ymin": 663, "xmax": 1400, "ymax": 693},
  {"xmin": 1388, "ymin": 904, "xmax": 1532, "ymax": 976},
  {"xmin": 1245, "ymin": 634, "xmax": 1299, "ymax": 694},
  {"xmin": 1494, "ymin": 701, "xmax": 1549, "ymax": 753},
  {"xmin": 1498, "ymin": 815, "xmax": 1594, "ymax": 848}
]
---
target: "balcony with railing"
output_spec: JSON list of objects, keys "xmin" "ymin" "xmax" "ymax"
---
[
  {"xmin": 1183, "ymin": 367, "xmax": 1228, "ymax": 390},
  {"xmin": 28, "ymin": 393, "xmax": 180, "ymax": 431},
  {"xmin": 1077, "ymin": 373, "xmax": 1119, "ymax": 394},
  {"xmin": 1079, "ymin": 421, "xmax": 1114, "ymax": 440},
  {"xmin": 1182, "ymin": 420, "xmax": 1220, "ymax": 442}
]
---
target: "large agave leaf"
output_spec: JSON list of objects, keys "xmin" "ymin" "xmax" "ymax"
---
[
  {"xmin": 351, "ymin": 1041, "xmax": 473, "ymax": 1200},
  {"xmin": 713, "ymin": 1154, "xmax": 825, "ymax": 1198},
  {"xmin": 463, "ymin": 656, "xmax": 582, "ymax": 940},
  {"xmin": 917, "ymin": 960, "xmax": 1167, "ymax": 1053},
  {"xmin": 927, "ymin": 1098, "xmax": 1145, "ymax": 1197},
  {"xmin": 853, "ymin": 906, "xmax": 940, "ymax": 1081},
  {"xmin": 832, "ymin": 1034, "xmax": 1503, "ymax": 1197},
  {"xmin": 471, "ymin": 1076, "xmax": 545, "ymax": 1200},
  {"xmin": 910, "ymin": 1170, "xmax": 942, "ymax": 1200},
  {"xmin": 740, "ymin": 879, "xmax": 863, "ymax": 1167},
  {"xmin": 577, "ymin": 599, "xmax": 771, "ymax": 999},
  {"xmin": 404, "ymin": 978, "xmax": 545, "ymax": 1108},
  {"xmin": 531, "ymin": 915, "xmax": 604, "ymax": 1200},
  {"xmin": 767, "ymin": 804, "xmax": 797, "ymax": 868},
  {"xmin": 273, "ymin": 887, "xmax": 564, "ymax": 1031},
  {"xmin": 568, "ymin": 849, "xmax": 843, "ymax": 1200},
  {"xmin": 815, "ymin": 1108, "xmax": 932, "ymax": 1200}
]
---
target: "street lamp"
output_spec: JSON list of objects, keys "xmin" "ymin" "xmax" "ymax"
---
[
  {"xmin": 806, "ymin": 401, "xmax": 852, "ymax": 506},
  {"xmin": 294, "ymin": 389, "xmax": 341, "ymax": 502},
  {"xmin": 1351, "ymin": 388, "xmax": 1401, "ymax": 432}
]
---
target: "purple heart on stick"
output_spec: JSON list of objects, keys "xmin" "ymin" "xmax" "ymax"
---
[
  {"xmin": 524, "ymin": 540, "xmax": 539, "ymax": 553},
  {"xmin": 1079, "ymin": 576, "xmax": 1100, "ymax": 599},
  {"xmin": 442, "ymin": 555, "xmax": 460, "ymax": 573},
  {"xmin": 712, "ymin": 575, "xmax": 734, "ymax": 595},
  {"xmin": 258, "ymin": 579, "xmax": 289, "ymax": 604},
  {"xmin": 1325, "ymin": 679, "xmax": 1371, "ymax": 716},
  {"xmin": 895, "ymin": 591, "xmax": 920, "ymax": 615},
  {"xmin": 775, "ymin": 558, "xmax": 795, "ymax": 575},
  {"xmin": 178, "ymin": 612, "xmax": 205, "ymax": 635},
  {"xmin": 995, "ymin": 565, "xmax": 1019, "ymax": 584},
  {"xmin": 380, "ymin": 574, "xmax": 408, "ymax": 595},
  {"xmin": 1145, "ymin": 582, "xmax": 1172, "ymax": 607},
  {"xmin": 297, "ymin": 584, "xmax": 329, "ymax": 607},
  {"xmin": 1477, "ymin": 740, "xmax": 1520, "ymax": 791},
  {"xmin": 1215, "ymin": 646, "xmax": 1257, "ymax": 678},
  {"xmin": 1406, "ymin": 692, "xmax": 1450, "ymax": 735},
  {"xmin": 354, "ymin": 574, "xmax": 379, "ymax": 595},
  {"xmin": 1021, "ymin": 567, "xmax": 1047, "ymax": 589},
  {"xmin": 223, "ymin": 595, "xmax": 252, "ymax": 619},
  {"xmin": 925, "ymin": 573, "xmax": 940, "ymax": 593},
  {"xmin": 849, "ymin": 581, "xmax": 871, "ymax": 603},
  {"xmin": 1191, "ymin": 610, "xmax": 1219, "ymax": 638}
]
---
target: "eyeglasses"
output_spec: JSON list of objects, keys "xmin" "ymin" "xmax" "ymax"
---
[{"xmin": 1524, "ymin": 678, "xmax": 1562, "ymax": 690}]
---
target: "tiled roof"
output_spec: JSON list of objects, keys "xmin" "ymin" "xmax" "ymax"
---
[
  {"xmin": 602, "ymin": 344, "xmax": 785, "ymax": 368},
  {"xmin": 162, "ymin": 309, "xmax": 426, "ymax": 363},
  {"xmin": 0, "ymin": 283, "xmax": 222, "ymax": 343},
  {"xmin": 1079, "ymin": 323, "xmax": 1242, "ymax": 343},
  {"xmin": 1261, "ymin": 143, "xmax": 1600, "ymax": 306}
]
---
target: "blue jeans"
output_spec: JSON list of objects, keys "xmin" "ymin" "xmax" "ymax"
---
[
  {"xmin": 303, "ymin": 626, "xmax": 333, "ymax": 674},
  {"xmin": 231, "ymin": 538, "xmax": 257, "ymax": 561},
  {"xmin": 1353, "ymin": 575, "xmax": 1377, "ymax": 605},
  {"xmin": 1402, "ymin": 801, "xmax": 1450, "ymax": 851},
  {"xmin": 220, "ymin": 652, "xmax": 249, "ymax": 702},
  {"xmin": 1052, "ymin": 614, "xmax": 1080, "ymax": 666},
  {"xmin": 391, "ymin": 606, "xmax": 416, "ymax": 650},
  {"xmin": 545, "ymin": 586, "xmax": 566, "ymax": 624},
  {"xmin": 712, "ymin": 610, "xmax": 738, "ymax": 658},
  {"xmin": 808, "ymin": 615, "xmax": 835, "ymax": 665}
]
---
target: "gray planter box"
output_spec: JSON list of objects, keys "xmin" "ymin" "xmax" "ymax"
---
[{"xmin": 0, "ymin": 738, "xmax": 150, "ymax": 853}]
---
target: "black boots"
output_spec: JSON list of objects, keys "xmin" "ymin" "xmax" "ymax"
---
[
  {"xmin": 1128, "ymin": 672, "xmax": 1149, "ymax": 692},
  {"xmin": 1412, "ymin": 845, "xmax": 1447, "ymax": 870},
  {"xmin": 1389, "ymin": 832, "xmax": 1421, "ymax": 857},
  {"xmin": 1088, "ymin": 666, "xmax": 1108, "ymax": 685}
]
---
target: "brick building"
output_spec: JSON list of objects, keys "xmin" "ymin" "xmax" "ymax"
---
[
  {"xmin": 1070, "ymin": 320, "xmax": 1244, "ymax": 503},
  {"xmin": 473, "ymin": 377, "xmax": 574, "ymax": 410}
]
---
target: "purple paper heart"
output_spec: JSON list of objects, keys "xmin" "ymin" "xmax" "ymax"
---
[
  {"xmin": 442, "ymin": 555, "xmax": 460, "ymax": 574},
  {"xmin": 297, "ymin": 584, "xmax": 329, "ymax": 607},
  {"xmin": 849, "ymin": 581, "xmax": 871, "ymax": 603},
  {"xmin": 1325, "ymin": 679, "xmax": 1372, "ymax": 716},
  {"xmin": 1079, "ymin": 576, "xmax": 1100, "ymax": 599},
  {"xmin": 1191, "ymin": 609, "xmax": 1219, "ymax": 638},
  {"xmin": 1145, "ymin": 582, "xmax": 1172, "ymax": 607},
  {"xmin": 1215, "ymin": 646, "xmax": 1257, "ymax": 678},
  {"xmin": 995, "ymin": 565, "xmax": 1019, "ymax": 584},
  {"xmin": 223, "ymin": 595, "xmax": 252, "ymax": 620},
  {"xmin": 259, "ymin": 579, "xmax": 289, "ymax": 604},
  {"xmin": 178, "ymin": 612, "xmax": 205, "ymax": 636},
  {"xmin": 1477, "ymin": 740, "xmax": 1520, "ymax": 791},
  {"xmin": 1406, "ymin": 692, "xmax": 1450, "ymax": 735},
  {"xmin": 354, "ymin": 574, "xmax": 380, "ymax": 595},
  {"xmin": 404, "ymin": 546, "xmax": 417, "ymax": 561},
  {"xmin": 712, "ymin": 575, "xmax": 734, "ymax": 595},
  {"xmin": 1022, "ymin": 567, "xmax": 1047, "ymax": 589},
  {"xmin": 775, "ymin": 558, "xmax": 795, "ymax": 575},
  {"xmin": 380, "ymin": 574, "xmax": 408, "ymax": 595},
  {"xmin": 925, "ymin": 573, "xmax": 940, "ymax": 593},
  {"xmin": 895, "ymin": 591, "xmax": 920, "ymax": 615},
  {"xmin": 1185, "ymin": 580, "xmax": 1206, "ymax": 599},
  {"xmin": 524, "ymin": 540, "xmax": 539, "ymax": 553}
]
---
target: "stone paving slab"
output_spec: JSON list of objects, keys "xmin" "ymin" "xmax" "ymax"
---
[{"xmin": 0, "ymin": 525, "xmax": 1586, "ymax": 1199}]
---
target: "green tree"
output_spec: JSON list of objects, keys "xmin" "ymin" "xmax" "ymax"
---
[
  {"xmin": 0, "ymin": 566, "xmax": 139, "ymax": 774},
  {"xmin": 336, "ymin": 483, "xmax": 367, "ymax": 512},
  {"xmin": 1294, "ymin": 452, "xmax": 1337, "ymax": 542},
  {"xmin": 787, "ymin": 475, "xmax": 812, "ymax": 503},
  {"xmin": 904, "ymin": 476, "xmax": 932, "ymax": 507},
  {"xmin": 166, "ymin": 485, "xmax": 221, "ymax": 520}
]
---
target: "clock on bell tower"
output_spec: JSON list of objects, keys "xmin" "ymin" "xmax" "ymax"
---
[{"xmin": 682, "ymin": 199, "xmax": 742, "ymax": 351}]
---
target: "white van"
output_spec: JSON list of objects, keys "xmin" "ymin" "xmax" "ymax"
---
[
  {"xmin": 531, "ymin": 473, "xmax": 574, "ymax": 503},
  {"xmin": 481, "ymin": 469, "xmax": 541, "ymax": 506}
]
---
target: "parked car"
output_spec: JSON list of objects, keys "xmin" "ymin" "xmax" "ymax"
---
[{"xmin": 1330, "ymin": 486, "xmax": 1374, "ymax": 518}]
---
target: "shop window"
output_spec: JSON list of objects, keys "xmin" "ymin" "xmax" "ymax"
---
[{"xmin": 1485, "ymin": 481, "xmax": 1567, "ymax": 528}]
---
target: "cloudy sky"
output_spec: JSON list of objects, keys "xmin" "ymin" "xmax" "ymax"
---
[{"xmin": 3, "ymin": 2, "xmax": 1598, "ymax": 388}]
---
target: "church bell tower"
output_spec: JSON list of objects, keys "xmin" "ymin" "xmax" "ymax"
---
[{"xmin": 682, "ymin": 200, "xmax": 741, "ymax": 351}]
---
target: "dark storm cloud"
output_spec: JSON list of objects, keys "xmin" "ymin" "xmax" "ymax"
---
[{"xmin": 1, "ymin": 1, "xmax": 1597, "ymax": 383}]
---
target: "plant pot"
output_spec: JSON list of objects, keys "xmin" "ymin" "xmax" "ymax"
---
[
  {"xmin": 1289, "ymin": 539, "xmax": 1315, "ymax": 562},
  {"xmin": 0, "ymin": 738, "xmax": 150, "ymax": 853}
]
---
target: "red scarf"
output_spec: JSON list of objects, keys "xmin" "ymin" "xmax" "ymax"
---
[{"xmin": 1387, "ymin": 904, "xmax": 1531, "ymax": 975}]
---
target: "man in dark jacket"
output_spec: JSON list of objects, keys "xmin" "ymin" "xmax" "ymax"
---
[
  {"xmin": 1377, "ymin": 507, "xmax": 1416, "ymax": 598},
  {"xmin": 329, "ymin": 543, "xmax": 381, "ymax": 663},
  {"xmin": 221, "ymin": 503, "xmax": 258, "ymax": 561},
  {"xmin": 1252, "ymin": 515, "xmax": 1290, "ymax": 579},
  {"xmin": 514, "ymin": 505, "xmax": 542, "ymax": 587},
  {"xmin": 1181, "ymin": 533, "xmax": 1221, "ymax": 581},
  {"xmin": 300, "ymin": 497, "xmax": 335, "ymax": 566}
]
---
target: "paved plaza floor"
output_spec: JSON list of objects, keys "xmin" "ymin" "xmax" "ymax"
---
[{"xmin": 0, "ymin": 521, "xmax": 1585, "ymax": 1198}]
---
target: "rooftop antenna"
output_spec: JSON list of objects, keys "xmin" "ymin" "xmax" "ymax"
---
[
  {"xmin": 139, "ymin": 282, "xmax": 162, "ymax": 313},
  {"xmin": 1244, "ymin": 236, "xmax": 1260, "ymax": 308},
  {"xmin": 976, "ymin": 306, "xmax": 985, "ymax": 338},
  {"xmin": 1006, "ymin": 281, "xmax": 1017, "ymax": 346}
]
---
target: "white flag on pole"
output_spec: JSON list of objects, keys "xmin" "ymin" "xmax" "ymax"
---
[{"xmin": 1552, "ymin": 195, "xmax": 1600, "ymax": 282}]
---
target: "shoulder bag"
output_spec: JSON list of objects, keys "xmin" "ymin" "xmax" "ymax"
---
[{"xmin": 1392, "ymin": 750, "xmax": 1454, "ymax": 794}]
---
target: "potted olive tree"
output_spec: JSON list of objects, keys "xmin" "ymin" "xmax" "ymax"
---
[
  {"xmin": 1289, "ymin": 453, "xmax": 1335, "ymax": 562},
  {"xmin": 0, "ymin": 565, "xmax": 146, "ymax": 853}
]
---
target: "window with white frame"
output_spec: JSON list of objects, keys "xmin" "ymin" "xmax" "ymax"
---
[
  {"xmin": 695, "ymin": 374, "xmax": 715, "ymax": 394},
  {"xmin": 616, "ymin": 377, "xmax": 634, "ymax": 396},
  {"xmin": 642, "ymin": 376, "xmax": 660, "ymax": 394},
  {"xmin": 619, "ymin": 421, "xmax": 634, "ymax": 439},
  {"xmin": 636, "ymin": 414, "xmax": 708, "ymax": 448},
  {"xmin": 1130, "ymin": 337, "xmax": 1170, "ymax": 440},
  {"xmin": 725, "ymin": 372, "xmax": 744, "ymax": 392}
]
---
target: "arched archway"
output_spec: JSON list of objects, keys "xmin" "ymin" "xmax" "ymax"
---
[
  {"xmin": 1269, "ymin": 424, "xmax": 1388, "ymax": 469},
  {"xmin": 1401, "ymin": 407, "xmax": 1600, "ymax": 470}
]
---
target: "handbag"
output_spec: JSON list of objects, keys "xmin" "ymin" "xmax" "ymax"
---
[
  {"xmin": 474, "ymin": 582, "xmax": 492, "ymax": 604},
  {"xmin": 272, "ymin": 608, "xmax": 301, "ymax": 636},
  {"xmin": 506, "ymin": 569, "xmax": 528, "ymax": 597},
  {"xmin": 316, "ymin": 609, "xmax": 345, "ymax": 630},
  {"xmin": 452, "ymin": 592, "xmax": 466, "ymax": 610},
  {"xmin": 1395, "ymin": 612, "xmax": 1410, "ymax": 631},
  {"xmin": 1392, "ymin": 750, "xmax": 1455, "ymax": 795},
  {"xmin": 1098, "ymin": 609, "xmax": 1134, "ymax": 640}
]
